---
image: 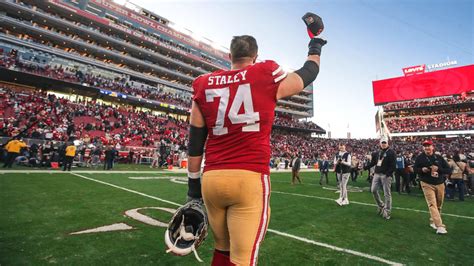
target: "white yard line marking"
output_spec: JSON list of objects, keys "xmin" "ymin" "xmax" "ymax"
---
[
  {"xmin": 272, "ymin": 191, "xmax": 474, "ymax": 220},
  {"xmin": 71, "ymin": 173, "xmax": 403, "ymax": 265},
  {"xmin": 71, "ymin": 173, "xmax": 181, "ymax": 207}
]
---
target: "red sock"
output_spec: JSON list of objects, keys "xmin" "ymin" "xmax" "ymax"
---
[{"xmin": 211, "ymin": 249, "xmax": 235, "ymax": 266}]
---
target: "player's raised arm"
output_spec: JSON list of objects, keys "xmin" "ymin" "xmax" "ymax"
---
[{"xmin": 276, "ymin": 13, "xmax": 327, "ymax": 100}]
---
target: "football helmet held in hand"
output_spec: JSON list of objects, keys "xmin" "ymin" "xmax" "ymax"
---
[{"xmin": 165, "ymin": 200, "xmax": 208, "ymax": 262}]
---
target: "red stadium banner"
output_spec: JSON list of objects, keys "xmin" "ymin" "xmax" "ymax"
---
[{"xmin": 372, "ymin": 64, "xmax": 474, "ymax": 105}]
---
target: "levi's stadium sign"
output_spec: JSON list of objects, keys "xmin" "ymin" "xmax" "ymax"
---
[
  {"xmin": 402, "ymin": 65, "xmax": 425, "ymax": 76},
  {"xmin": 402, "ymin": 60, "xmax": 458, "ymax": 76}
]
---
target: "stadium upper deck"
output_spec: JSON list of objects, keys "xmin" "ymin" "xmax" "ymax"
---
[{"xmin": 0, "ymin": 0, "xmax": 320, "ymax": 131}]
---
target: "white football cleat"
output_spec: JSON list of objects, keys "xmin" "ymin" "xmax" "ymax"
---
[
  {"xmin": 342, "ymin": 199, "xmax": 350, "ymax": 205},
  {"xmin": 436, "ymin": 227, "xmax": 447, "ymax": 234},
  {"xmin": 430, "ymin": 223, "xmax": 437, "ymax": 230},
  {"xmin": 335, "ymin": 198, "xmax": 343, "ymax": 206}
]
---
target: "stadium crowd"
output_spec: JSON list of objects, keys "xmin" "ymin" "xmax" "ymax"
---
[
  {"xmin": 0, "ymin": 84, "xmax": 325, "ymax": 145},
  {"xmin": 2, "ymin": 86, "xmax": 471, "ymax": 164},
  {"xmin": 0, "ymin": 46, "xmax": 193, "ymax": 109},
  {"xmin": 270, "ymin": 130, "xmax": 471, "ymax": 164},
  {"xmin": 273, "ymin": 114, "xmax": 324, "ymax": 131},
  {"xmin": 385, "ymin": 113, "xmax": 471, "ymax": 133},
  {"xmin": 0, "ymin": 87, "xmax": 188, "ymax": 148},
  {"xmin": 383, "ymin": 94, "xmax": 473, "ymax": 111}
]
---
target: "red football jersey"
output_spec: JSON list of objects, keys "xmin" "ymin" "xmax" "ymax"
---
[{"xmin": 193, "ymin": 60, "xmax": 287, "ymax": 175}]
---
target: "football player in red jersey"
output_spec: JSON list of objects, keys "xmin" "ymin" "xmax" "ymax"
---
[{"xmin": 186, "ymin": 14, "xmax": 326, "ymax": 265}]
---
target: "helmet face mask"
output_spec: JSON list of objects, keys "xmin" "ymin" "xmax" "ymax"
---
[{"xmin": 165, "ymin": 200, "xmax": 208, "ymax": 257}]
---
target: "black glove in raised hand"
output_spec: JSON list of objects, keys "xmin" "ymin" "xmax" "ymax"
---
[{"xmin": 308, "ymin": 38, "xmax": 327, "ymax": 56}]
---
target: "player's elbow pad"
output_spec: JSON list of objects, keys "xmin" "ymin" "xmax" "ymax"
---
[
  {"xmin": 294, "ymin": 60, "xmax": 320, "ymax": 88},
  {"xmin": 188, "ymin": 125, "xmax": 208, "ymax": 156}
]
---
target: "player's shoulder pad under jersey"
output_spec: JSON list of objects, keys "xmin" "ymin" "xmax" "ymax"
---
[
  {"xmin": 258, "ymin": 60, "xmax": 288, "ymax": 84},
  {"xmin": 192, "ymin": 74, "xmax": 207, "ymax": 91},
  {"xmin": 192, "ymin": 73, "xmax": 213, "ymax": 99}
]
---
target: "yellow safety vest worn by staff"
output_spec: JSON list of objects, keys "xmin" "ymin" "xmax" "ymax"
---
[
  {"xmin": 66, "ymin": 145, "xmax": 77, "ymax": 157},
  {"xmin": 5, "ymin": 140, "xmax": 27, "ymax": 153}
]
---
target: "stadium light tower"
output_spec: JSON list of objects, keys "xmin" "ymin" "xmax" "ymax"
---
[{"xmin": 347, "ymin": 123, "xmax": 351, "ymax": 139}]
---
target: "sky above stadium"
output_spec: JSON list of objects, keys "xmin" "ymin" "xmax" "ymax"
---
[{"xmin": 130, "ymin": 0, "xmax": 473, "ymax": 139}]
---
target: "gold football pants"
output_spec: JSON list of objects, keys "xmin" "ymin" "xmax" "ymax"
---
[{"xmin": 202, "ymin": 170, "xmax": 271, "ymax": 266}]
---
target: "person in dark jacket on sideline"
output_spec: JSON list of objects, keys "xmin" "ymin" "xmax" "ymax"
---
[
  {"xmin": 364, "ymin": 136, "xmax": 396, "ymax": 220},
  {"xmin": 104, "ymin": 146, "xmax": 116, "ymax": 170},
  {"xmin": 319, "ymin": 154, "xmax": 330, "ymax": 185},
  {"xmin": 395, "ymin": 151, "xmax": 410, "ymax": 194}
]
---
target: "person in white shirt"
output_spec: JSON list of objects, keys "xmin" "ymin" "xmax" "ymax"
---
[{"xmin": 150, "ymin": 150, "xmax": 160, "ymax": 168}]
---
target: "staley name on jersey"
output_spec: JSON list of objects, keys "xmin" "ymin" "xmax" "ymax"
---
[{"xmin": 208, "ymin": 70, "xmax": 248, "ymax": 86}]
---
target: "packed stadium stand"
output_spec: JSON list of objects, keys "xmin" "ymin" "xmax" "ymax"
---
[
  {"xmin": 382, "ymin": 93, "xmax": 473, "ymax": 133},
  {"xmin": 0, "ymin": 85, "xmax": 188, "ymax": 146}
]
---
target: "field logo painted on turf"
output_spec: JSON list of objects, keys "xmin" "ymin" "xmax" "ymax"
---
[{"xmin": 69, "ymin": 207, "xmax": 176, "ymax": 235}]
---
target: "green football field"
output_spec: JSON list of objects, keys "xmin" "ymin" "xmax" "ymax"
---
[{"xmin": 1, "ymin": 169, "xmax": 473, "ymax": 265}]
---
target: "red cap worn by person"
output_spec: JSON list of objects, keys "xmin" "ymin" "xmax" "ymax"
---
[{"xmin": 422, "ymin": 140, "xmax": 433, "ymax": 146}]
